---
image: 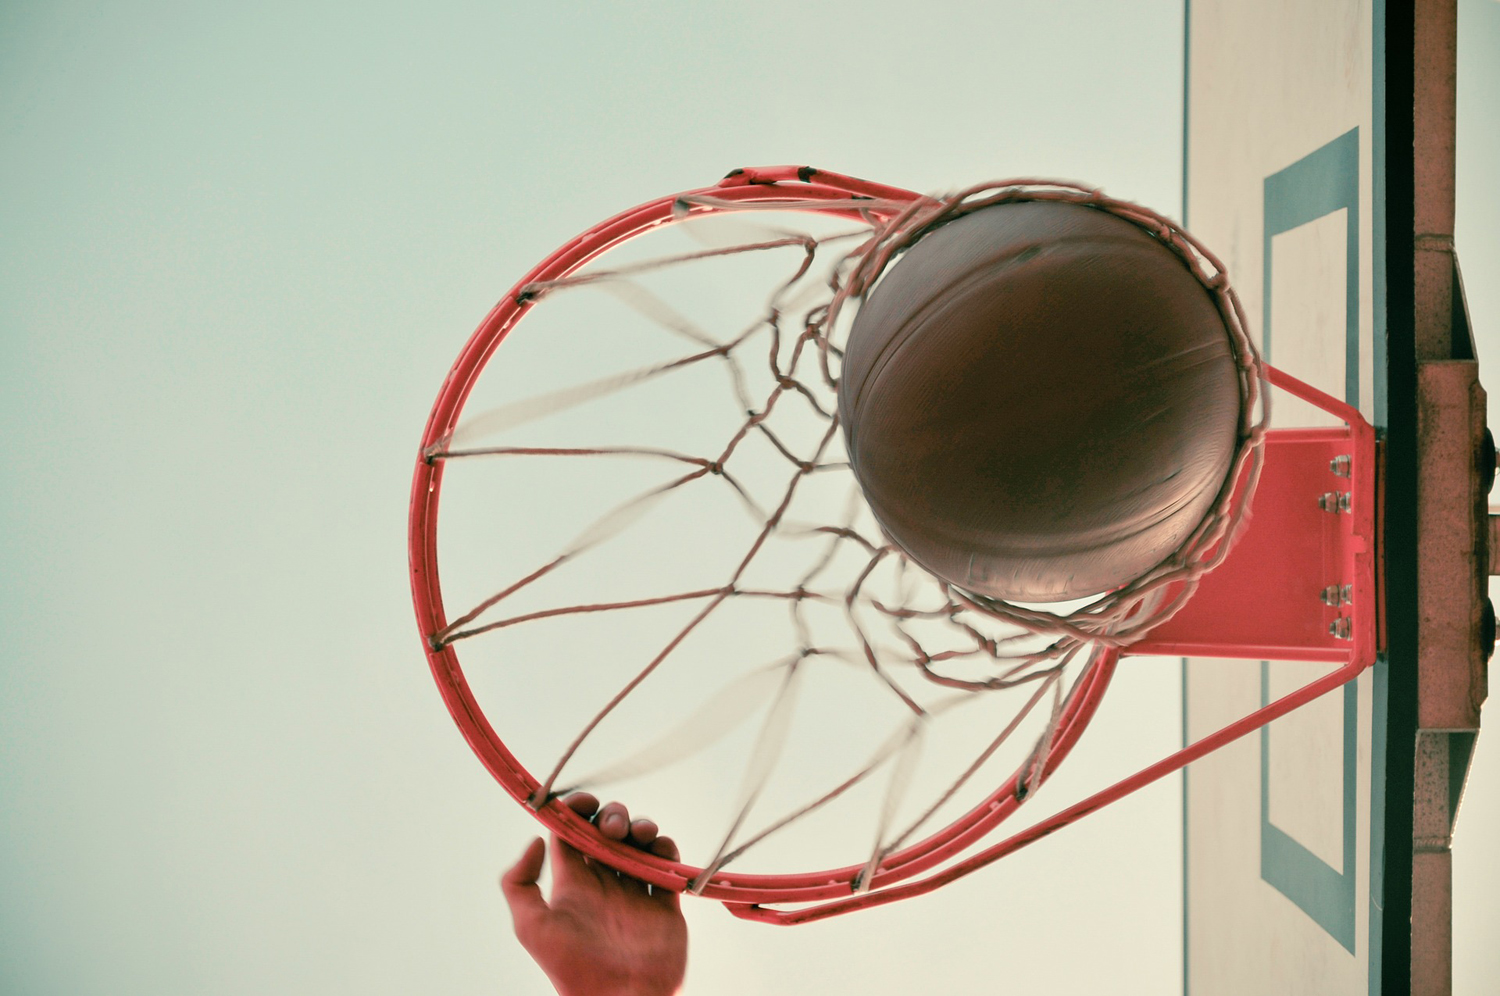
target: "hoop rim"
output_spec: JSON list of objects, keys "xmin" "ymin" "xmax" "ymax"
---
[{"xmin": 407, "ymin": 167, "xmax": 1198, "ymax": 905}]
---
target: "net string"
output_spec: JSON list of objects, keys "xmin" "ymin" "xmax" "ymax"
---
[{"xmin": 424, "ymin": 180, "xmax": 1265, "ymax": 884}]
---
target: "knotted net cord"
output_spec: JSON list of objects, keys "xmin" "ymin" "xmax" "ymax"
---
[{"xmin": 422, "ymin": 179, "xmax": 1265, "ymax": 893}]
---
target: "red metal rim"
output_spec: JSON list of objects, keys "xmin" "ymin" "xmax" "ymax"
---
[{"xmin": 408, "ymin": 166, "xmax": 1125, "ymax": 904}]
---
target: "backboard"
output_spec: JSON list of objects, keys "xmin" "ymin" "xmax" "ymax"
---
[{"xmin": 1183, "ymin": 2, "xmax": 1486, "ymax": 995}]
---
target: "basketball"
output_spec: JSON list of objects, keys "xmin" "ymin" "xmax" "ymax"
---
[{"xmin": 838, "ymin": 199, "xmax": 1243, "ymax": 602}]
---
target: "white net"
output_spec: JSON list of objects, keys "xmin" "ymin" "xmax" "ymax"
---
[{"xmin": 420, "ymin": 178, "xmax": 1264, "ymax": 892}]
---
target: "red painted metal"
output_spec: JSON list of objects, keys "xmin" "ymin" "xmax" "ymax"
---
[
  {"xmin": 1131, "ymin": 365, "xmax": 1379, "ymax": 667},
  {"xmin": 410, "ymin": 167, "xmax": 1382, "ymax": 922}
]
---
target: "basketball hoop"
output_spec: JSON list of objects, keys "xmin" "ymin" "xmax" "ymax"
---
[{"xmin": 409, "ymin": 166, "xmax": 1376, "ymax": 923}]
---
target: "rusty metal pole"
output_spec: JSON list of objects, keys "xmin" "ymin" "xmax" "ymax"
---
[{"xmin": 1410, "ymin": 2, "xmax": 1488, "ymax": 994}]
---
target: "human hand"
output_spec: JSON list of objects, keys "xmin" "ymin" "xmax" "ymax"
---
[{"xmin": 501, "ymin": 793, "xmax": 687, "ymax": 996}]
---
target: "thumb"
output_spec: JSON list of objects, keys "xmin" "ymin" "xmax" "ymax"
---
[{"xmin": 500, "ymin": 837, "xmax": 549, "ymax": 934}]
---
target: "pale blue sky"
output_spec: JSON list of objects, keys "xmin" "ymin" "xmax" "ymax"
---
[{"xmin": 2, "ymin": 3, "xmax": 1495, "ymax": 995}]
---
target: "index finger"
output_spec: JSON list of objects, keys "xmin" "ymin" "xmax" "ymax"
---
[{"xmin": 562, "ymin": 792, "xmax": 600, "ymax": 819}]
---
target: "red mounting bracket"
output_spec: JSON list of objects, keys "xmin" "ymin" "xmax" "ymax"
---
[{"xmin": 1131, "ymin": 364, "xmax": 1379, "ymax": 666}]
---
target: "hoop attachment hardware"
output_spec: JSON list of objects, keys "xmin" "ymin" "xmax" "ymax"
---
[{"xmin": 1129, "ymin": 365, "xmax": 1378, "ymax": 666}]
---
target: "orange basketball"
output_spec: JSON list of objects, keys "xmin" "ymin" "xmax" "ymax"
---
[{"xmin": 838, "ymin": 200, "xmax": 1242, "ymax": 602}]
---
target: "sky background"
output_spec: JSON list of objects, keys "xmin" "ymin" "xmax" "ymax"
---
[{"xmin": 1, "ymin": 2, "xmax": 1496, "ymax": 995}]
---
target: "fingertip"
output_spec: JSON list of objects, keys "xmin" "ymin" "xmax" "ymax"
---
[
  {"xmin": 500, "ymin": 837, "xmax": 547, "ymax": 897},
  {"xmin": 650, "ymin": 835, "xmax": 680, "ymax": 861},
  {"xmin": 597, "ymin": 801, "xmax": 629, "ymax": 840},
  {"xmin": 628, "ymin": 818, "xmax": 659, "ymax": 847},
  {"xmin": 563, "ymin": 792, "xmax": 600, "ymax": 818},
  {"xmin": 516, "ymin": 834, "xmax": 546, "ymax": 864}
]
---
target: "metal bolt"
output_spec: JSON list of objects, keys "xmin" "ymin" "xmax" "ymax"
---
[
  {"xmin": 1329, "ymin": 617, "xmax": 1353, "ymax": 640},
  {"xmin": 1329, "ymin": 454, "xmax": 1352, "ymax": 477},
  {"xmin": 1318, "ymin": 491, "xmax": 1352, "ymax": 513},
  {"xmin": 1320, "ymin": 584, "xmax": 1354, "ymax": 606}
]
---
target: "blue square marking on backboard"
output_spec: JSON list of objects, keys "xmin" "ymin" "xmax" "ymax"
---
[
  {"xmin": 1260, "ymin": 663, "xmax": 1360, "ymax": 952},
  {"xmin": 1258, "ymin": 127, "xmax": 1362, "ymax": 954}
]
